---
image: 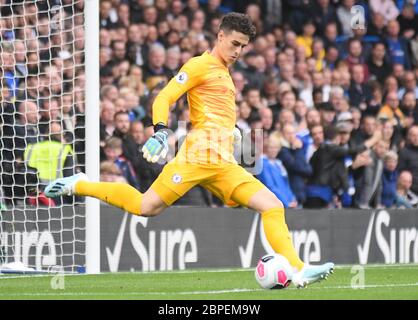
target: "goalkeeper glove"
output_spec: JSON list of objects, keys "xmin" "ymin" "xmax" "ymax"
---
[{"xmin": 142, "ymin": 123, "xmax": 170, "ymax": 163}]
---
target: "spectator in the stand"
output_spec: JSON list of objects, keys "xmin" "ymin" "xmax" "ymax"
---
[
  {"xmin": 256, "ymin": 132, "xmax": 297, "ymax": 208},
  {"xmin": 381, "ymin": 150, "xmax": 399, "ymax": 208},
  {"xmin": 311, "ymin": 38, "xmax": 326, "ymax": 71},
  {"xmin": 336, "ymin": 0, "xmax": 355, "ymax": 37},
  {"xmin": 385, "ymin": 19, "xmax": 411, "ymax": 69},
  {"xmin": 355, "ymin": 140, "xmax": 390, "ymax": 208},
  {"xmin": 278, "ymin": 123, "xmax": 312, "ymax": 206},
  {"xmin": 202, "ymin": 0, "xmax": 224, "ymax": 28},
  {"xmin": 279, "ymin": 90, "xmax": 297, "ymax": 113},
  {"xmin": 317, "ymin": 101, "xmax": 336, "ymax": 128},
  {"xmin": 312, "ymin": 87, "xmax": 324, "ymax": 107},
  {"xmin": 398, "ymin": 125, "xmax": 418, "ymax": 194},
  {"xmin": 117, "ymin": 2, "xmax": 130, "ymax": 29},
  {"xmin": 294, "ymin": 99, "xmax": 309, "ymax": 132},
  {"xmin": 324, "ymin": 44, "xmax": 340, "ymax": 70},
  {"xmin": 118, "ymin": 87, "xmax": 146, "ymax": 121},
  {"xmin": 245, "ymin": 3, "xmax": 263, "ymax": 34},
  {"xmin": 100, "ymin": 100, "xmax": 116, "ymax": 144},
  {"xmin": 306, "ymin": 124, "xmax": 379, "ymax": 208},
  {"xmin": 2, "ymin": 100, "xmax": 39, "ymax": 162},
  {"xmin": 344, "ymin": 38, "xmax": 369, "ymax": 79},
  {"xmin": 378, "ymin": 90, "xmax": 406, "ymax": 130},
  {"xmin": 312, "ymin": 0, "xmax": 339, "ymax": 37},
  {"xmin": 126, "ymin": 24, "xmax": 145, "ymax": 66},
  {"xmin": 100, "ymin": 0, "xmax": 119, "ymax": 29},
  {"xmin": 350, "ymin": 107, "xmax": 362, "ymax": 131},
  {"xmin": 351, "ymin": 114, "xmax": 378, "ymax": 148},
  {"xmin": 369, "ymin": 0, "xmax": 399, "ymax": 25},
  {"xmin": 243, "ymin": 85, "xmax": 265, "ymax": 110},
  {"xmin": 395, "ymin": 170, "xmax": 418, "ymax": 208},
  {"xmin": 322, "ymin": 21, "xmax": 339, "ymax": 50},
  {"xmin": 241, "ymin": 52, "xmax": 267, "ymax": 89},
  {"xmin": 13, "ymin": 40, "xmax": 27, "ymax": 77},
  {"xmin": 236, "ymin": 101, "xmax": 252, "ymax": 130},
  {"xmin": 38, "ymin": 97, "xmax": 60, "ymax": 136},
  {"xmin": 260, "ymin": 107, "xmax": 274, "ymax": 134},
  {"xmin": 349, "ymin": 64, "xmax": 373, "ymax": 111},
  {"xmin": 263, "ymin": 47, "xmax": 280, "ymax": 78},
  {"xmin": 103, "ymin": 136, "xmax": 140, "ymax": 190},
  {"xmin": 398, "ymin": 71, "xmax": 418, "ymax": 98},
  {"xmin": 382, "ymin": 118, "xmax": 403, "ymax": 154},
  {"xmin": 304, "ymin": 124, "xmax": 325, "ymax": 163},
  {"xmin": 294, "ymin": 61, "xmax": 310, "ymax": 90},
  {"xmin": 276, "ymin": 109, "xmax": 297, "ymax": 131},
  {"xmin": 143, "ymin": 43, "xmax": 171, "ymax": 89},
  {"xmin": 127, "ymin": 121, "xmax": 163, "ymax": 192},
  {"xmin": 16, "ymin": 74, "xmax": 40, "ymax": 101},
  {"xmin": 262, "ymin": 76, "xmax": 280, "ymax": 108},
  {"xmin": 112, "ymin": 111, "xmax": 138, "ymax": 163},
  {"xmin": 296, "ymin": 20, "xmax": 316, "ymax": 58},
  {"xmin": 231, "ymin": 70, "xmax": 247, "ymax": 103},
  {"xmin": 366, "ymin": 80, "xmax": 384, "ymax": 116},
  {"xmin": 24, "ymin": 122, "xmax": 75, "ymax": 184},
  {"xmin": 397, "ymin": 3, "xmax": 418, "ymax": 39},
  {"xmin": 383, "ymin": 74, "xmax": 399, "ymax": 93},
  {"xmin": 305, "ymin": 125, "xmax": 343, "ymax": 208},
  {"xmin": 111, "ymin": 40, "xmax": 127, "ymax": 63},
  {"xmin": 118, "ymin": 65, "xmax": 148, "ymax": 98},
  {"xmin": 100, "ymin": 160, "xmax": 127, "ymax": 183},
  {"xmin": 101, "ymin": 84, "xmax": 119, "ymax": 103},
  {"xmin": 400, "ymin": 91, "xmax": 418, "ymax": 126},
  {"xmin": 367, "ymin": 42, "xmax": 393, "ymax": 85},
  {"xmin": 367, "ymin": 12, "xmax": 387, "ymax": 39},
  {"xmin": 1, "ymin": 48, "xmax": 19, "ymax": 97},
  {"xmin": 164, "ymin": 47, "xmax": 181, "ymax": 78}
]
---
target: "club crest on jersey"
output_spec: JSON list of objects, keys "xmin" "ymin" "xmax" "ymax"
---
[
  {"xmin": 175, "ymin": 72, "xmax": 188, "ymax": 84},
  {"xmin": 172, "ymin": 174, "xmax": 182, "ymax": 184}
]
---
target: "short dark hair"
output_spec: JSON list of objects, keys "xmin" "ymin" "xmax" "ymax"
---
[
  {"xmin": 114, "ymin": 110, "xmax": 129, "ymax": 120},
  {"xmin": 219, "ymin": 12, "xmax": 256, "ymax": 39},
  {"xmin": 324, "ymin": 125, "xmax": 338, "ymax": 141}
]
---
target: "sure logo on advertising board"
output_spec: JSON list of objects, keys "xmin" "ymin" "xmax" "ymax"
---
[
  {"xmin": 106, "ymin": 214, "xmax": 198, "ymax": 272},
  {"xmin": 357, "ymin": 210, "xmax": 418, "ymax": 264}
]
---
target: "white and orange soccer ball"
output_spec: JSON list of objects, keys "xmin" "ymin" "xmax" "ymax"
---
[{"xmin": 255, "ymin": 254, "xmax": 294, "ymax": 289}]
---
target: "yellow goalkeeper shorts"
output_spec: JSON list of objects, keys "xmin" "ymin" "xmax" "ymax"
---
[{"xmin": 150, "ymin": 160, "xmax": 265, "ymax": 207}]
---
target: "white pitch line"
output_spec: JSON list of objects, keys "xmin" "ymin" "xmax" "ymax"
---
[
  {"xmin": 96, "ymin": 264, "xmax": 418, "ymax": 276},
  {"xmin": 0, "ymin": 283, "xmax": 417, "ymax": 297},
  {"xmin": 0, "ymin": 275, "xmax": 51, "ymax": 280},
  {"xmin": 308, "ymin": 282, "xmax": 418, "ymax": 290},
  {"xmin": 0, "ymin": 273, "xmax": 82, "ymax": 280},
  {"xmin": 1, "ymin": 264, "xmax": 417, "ymax": 279}
]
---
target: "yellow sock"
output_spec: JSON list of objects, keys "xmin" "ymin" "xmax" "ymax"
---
[
  {"xmin": 261, "ymin": 208, "xmax": 304, "ymax": 271},
  {"xmin": 75, "ymin": 181, "xmax": 142, "ymax": 215}
]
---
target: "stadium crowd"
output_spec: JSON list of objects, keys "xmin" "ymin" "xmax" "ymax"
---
[{"xmin": 1, "ymin": 0, "xmax": 418, "ymax": 209}]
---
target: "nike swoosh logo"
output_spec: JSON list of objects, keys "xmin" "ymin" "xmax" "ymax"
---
[
  {"xmin": 357, "ymin": 211, "xmax": 376, "ymax": 265},
  {"xmin": 239, "ymin": 214, "xmax": 259, "ymax": 268},
  {"xmin": 106, "ymin": 213, "xmax": 128, "ymax": 272}
]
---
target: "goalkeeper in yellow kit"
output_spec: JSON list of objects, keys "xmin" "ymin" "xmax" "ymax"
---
[{"xmin": 45, "ymin": 13, "xmax": 333, "ymax": 287}]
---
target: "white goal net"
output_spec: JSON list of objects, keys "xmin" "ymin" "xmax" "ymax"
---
[{"xmin": 0, "ymin": 0, "xmax": 87, "ymax": 273}]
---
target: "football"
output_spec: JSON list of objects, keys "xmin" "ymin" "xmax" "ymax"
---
[{"xmin": 255, "ymin": 254, "xmax": 294, "ymax": 289}]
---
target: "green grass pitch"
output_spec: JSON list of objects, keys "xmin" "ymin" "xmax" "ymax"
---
[{"xmin": 0, "ymin": 264, "xmax": 417, "ymax": 300}]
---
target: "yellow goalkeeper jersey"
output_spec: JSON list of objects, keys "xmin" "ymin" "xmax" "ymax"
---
[{"xmin": 152, "ymin": 51, "xmax": 237, "ymax": 165}]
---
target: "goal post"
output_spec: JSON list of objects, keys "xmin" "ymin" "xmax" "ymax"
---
[
  {"xmin": 85, "ymin": 0, "xmax": 101, "ymax": 275},
  {"xmin": 0, "ymin": 0, "xmax": 100, "ymax": 274}
]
